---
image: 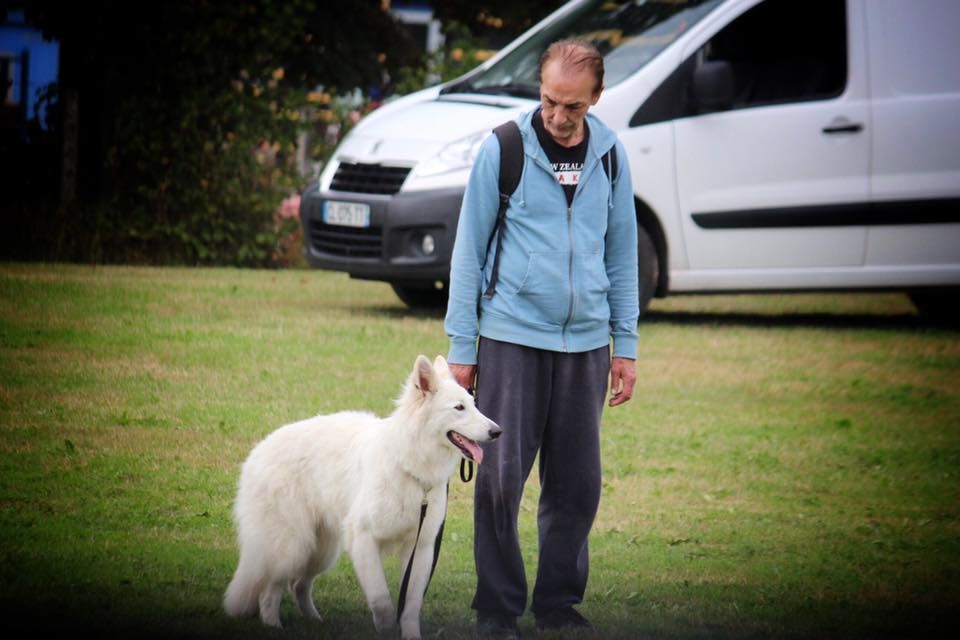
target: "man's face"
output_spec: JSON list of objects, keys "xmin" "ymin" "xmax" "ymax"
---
[{"xmin": 539, "ymin": 59, "xmax": 602, "ymax": 147}]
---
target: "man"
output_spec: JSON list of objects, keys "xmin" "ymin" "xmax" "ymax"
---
[{"xmin": 444, "ymin": 39, "xmax": 639, "ymax": 637}]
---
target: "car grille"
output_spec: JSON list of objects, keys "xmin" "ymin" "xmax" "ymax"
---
[
  {"xmin": 309, "ymin": 221, "xmax": 382, "ymax": 258},
  {"xmin": 329, "ymin": 162, "xmax": 411, "ymax": 195}
]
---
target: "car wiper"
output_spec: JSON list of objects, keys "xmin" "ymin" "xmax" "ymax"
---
[
  {"xmin": 440, "ymin": 79, "xmax": 474, "ymax": 95},
  {"xmin": 462, "ymin": 83, "xmax": 540, "ymax": 99}
]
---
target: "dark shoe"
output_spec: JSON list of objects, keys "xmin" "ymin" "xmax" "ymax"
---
[
  {"xmin": 535, "ymin": 606, "xmax": 591, "ymax": 632},
  {"xmin": 477, "ymin": 611, "xmax": 520, "ymax": 639}
]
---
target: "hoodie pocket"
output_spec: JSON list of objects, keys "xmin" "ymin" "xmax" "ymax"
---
[
  {"xmin": 515, "ymin": 251, "xmax": 570, "ymax": 325},
  {"xmin": 577, "ymin": 251, "xmax": 611, "ymax": 325}
]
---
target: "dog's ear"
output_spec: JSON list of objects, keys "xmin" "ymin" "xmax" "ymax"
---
[
  {"xmin": 413, "ymin": 354, "xmax": 439, "ymax": 396},
  {"xmin": 432, "ymin": 355, "xmax": 450, "ymax": 378}
]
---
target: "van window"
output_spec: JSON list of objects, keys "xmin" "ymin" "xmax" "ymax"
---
[
  {"xmin": 441, "ymin": 0, "xmax": 723, "ymax": 99},
  {"xmin": 702, "ymin": 0, "xmax": 847, "ymax": 108},
  {"xmin": 631, "ymin": 0, "xmax": 847, "ymax": 127}
]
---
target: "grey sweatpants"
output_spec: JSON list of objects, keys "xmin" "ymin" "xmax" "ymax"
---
[{"xmin": 471, "ymin": 337, "xmax": 610, "ymax": 617}]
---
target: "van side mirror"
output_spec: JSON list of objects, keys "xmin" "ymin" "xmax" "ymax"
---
[{"xmin": 692, "ymin": 60, "xmax": 734, "ymax": 113}]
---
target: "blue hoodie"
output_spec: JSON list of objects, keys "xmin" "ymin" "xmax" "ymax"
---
[{"xmin": 445, "ymin": 108, "xmax": 639, "ymax": 365}]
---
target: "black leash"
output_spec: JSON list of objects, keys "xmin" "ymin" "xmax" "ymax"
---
[
  {"xmin": 396, "ymin": 485, "xmax": 447, "ymax": 623},
  {"xmin": 396, "ymin": 456, "xmax": 476, "ymax": 622}
]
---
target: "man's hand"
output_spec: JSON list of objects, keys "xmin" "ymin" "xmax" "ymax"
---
[
  {"xmin": 609, "ymin": 357, "xmax": 636, "ymax": 407},
  {"xmin": 449, "ymin": 363, "xmax": 477, "ymax": 393}
]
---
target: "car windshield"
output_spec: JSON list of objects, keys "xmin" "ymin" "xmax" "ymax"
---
[{"xmin": 442, "ymin": 0, "xmax": 724, "ymax": 98}]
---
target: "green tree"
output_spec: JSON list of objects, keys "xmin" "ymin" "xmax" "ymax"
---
[
  {"xmin": 431, "ymin": 0, "xmax": 565, "ymax": 47},
  {"xmin": 5, "ymin": 0, "xmax": 420, "ymax": 266}
]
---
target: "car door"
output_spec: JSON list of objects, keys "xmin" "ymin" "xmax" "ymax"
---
[
  {"xmin": 674, "ymin": 0, "xmax": 870, "ymax": 275},
  {"xmin": 864, "ymin": 0, "xmax": 960, "ymax": 273}
]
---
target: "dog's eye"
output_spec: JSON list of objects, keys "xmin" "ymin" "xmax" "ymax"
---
[{"xmin": 454, "ymin": 403, "xmax": 465, "ymax": 411}]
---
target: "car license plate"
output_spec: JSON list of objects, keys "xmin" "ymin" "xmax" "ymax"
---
[{"xmin": 323, "ymin": 200, "xmax": 370, "ymax": 228}]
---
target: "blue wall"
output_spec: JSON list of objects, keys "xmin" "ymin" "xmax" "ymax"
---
[{"xmin": 1, "ymin": 10, "xmax": 59, "ymax": 128}]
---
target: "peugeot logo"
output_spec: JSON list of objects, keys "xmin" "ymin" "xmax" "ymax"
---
[{"xmin": 370, "ymin": 139, "xmax": 384, "ymax": 155}]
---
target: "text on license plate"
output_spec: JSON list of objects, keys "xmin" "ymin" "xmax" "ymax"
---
[{"xmin": 323, "ymin": 201, "xmax": 371, "ymax": 228}]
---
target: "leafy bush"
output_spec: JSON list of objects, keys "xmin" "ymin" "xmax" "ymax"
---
[
  {"xmin": 393, "ymin": 21, "xmax": 494, "ymax": 96},
  {"xmin": 98, "ymin": 68, "xmax": 314, "ymax": 267},
  {"xmin": 6, "ymin": 0, "xmax": 420, "ymax": 268}
]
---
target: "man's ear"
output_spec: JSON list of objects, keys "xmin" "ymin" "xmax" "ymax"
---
[{"xmin": 591, "ymin": 85, "xmax": 604, "ymax": 106}]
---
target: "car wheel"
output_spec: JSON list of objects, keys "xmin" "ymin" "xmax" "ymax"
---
[
  {"xmin": 638, "ymin": 225, "xmax": 659, "ymax": 317},
  {"xmin": 908, "ymin": 288, "xmax": 960, "ymax": 326},
  {"xmin": 391, "ymin": 282, "xmax": 449, "ymax": 310}
]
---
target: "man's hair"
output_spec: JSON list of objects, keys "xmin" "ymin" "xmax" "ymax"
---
[{"xmin": 538, "ymin": 38, "xmax": 605, "ymax": 93}]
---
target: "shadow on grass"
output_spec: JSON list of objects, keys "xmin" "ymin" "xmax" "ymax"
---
[
  {"xmin": 642, "ymin": 309, "xmax": 958, "ymax": 332},
  {"xmin": 351, "ymin": 304, "xmax": 447, "ymax": 321}
]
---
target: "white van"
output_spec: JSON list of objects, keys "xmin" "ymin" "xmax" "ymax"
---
[{"xmin": 299, "ymin": 0, "xmax": 960, "ymax": 314}]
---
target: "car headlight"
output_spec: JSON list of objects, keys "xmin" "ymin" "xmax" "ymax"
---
[{"xmin": 413, "ymin": 130, "xmax": 489, "ymax": 178}]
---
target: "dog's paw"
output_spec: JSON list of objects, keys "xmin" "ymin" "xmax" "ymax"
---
[
  {"xmin": 371, "ymin": 606, "xmax": 396, "ymax": 633},
  {"xmin": 399, "ymin": 610, "xmax": 422, "ymax": 639}
]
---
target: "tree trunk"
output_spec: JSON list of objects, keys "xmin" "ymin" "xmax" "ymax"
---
[{"xmin": 59, "ymin": 86, "xmax": 78, "ymax": 206}]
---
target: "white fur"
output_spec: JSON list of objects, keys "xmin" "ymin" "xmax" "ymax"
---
[{"xmin": 224, "ymin": 355, "xmax": 499, "ymax": 640}]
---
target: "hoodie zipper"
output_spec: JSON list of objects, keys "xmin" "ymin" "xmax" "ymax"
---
[
  {"xmin": 560, "ymin": 153, "xmax": 606, "ymax": 352},
  {"xmin": 561, "ymin": 204, "xmax": 575, "ymax": 352},
  {"xmin": 560, "ymin": 152, "xmax": 604, "ymax": 351}
]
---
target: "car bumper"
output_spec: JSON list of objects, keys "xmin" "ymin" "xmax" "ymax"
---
[{"xmin": 299, "ymin": 183, "xmax": 464, "ymax": 283}]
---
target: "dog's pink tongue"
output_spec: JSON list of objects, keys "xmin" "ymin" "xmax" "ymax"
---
[{"xmin": 470, "ymin": 441, "xmax": 484, "ymax": 465}]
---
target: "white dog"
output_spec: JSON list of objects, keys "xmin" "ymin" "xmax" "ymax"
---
[{"xmin": 224, "ymin": 355, "xmax": 500, "ymax": 639}]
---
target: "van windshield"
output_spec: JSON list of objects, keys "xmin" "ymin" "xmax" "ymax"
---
[{"xmin": 441, "ymin": 0, "xmax": 724, "ymax": 98}]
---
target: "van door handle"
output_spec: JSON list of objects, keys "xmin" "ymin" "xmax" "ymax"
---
[{"xmin": 822, "ymin": 118, "xmax": 864, "ymax": 134}]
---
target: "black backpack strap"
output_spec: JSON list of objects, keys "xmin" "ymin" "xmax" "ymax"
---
[
  {"xmin": 483, "ymin": 120, "xmax": 523, "ymax": 300},
  {"xmin": 494, "ymin": 120, "xmax": 524, "ymax": 197},
  {"xmin": 603, "ymin": 142, "xmax": 618, "ymax": 186}
]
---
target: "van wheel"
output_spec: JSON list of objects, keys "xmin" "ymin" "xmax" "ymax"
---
[
  {"xmin": 908, "ymin": 288, "xmax": 960, "ymax": 326},
  {"xmin": 391, "ymin": 282, "xmax": 449, "ymax": 310},
  {"xmin": 638, "ymin": 226, "xmax": 659, "ymax": 317}
]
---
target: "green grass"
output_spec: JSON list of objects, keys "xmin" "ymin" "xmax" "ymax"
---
[{"xmin": 1, "ymin": 263, "xmax": 957, "ymax": 639}]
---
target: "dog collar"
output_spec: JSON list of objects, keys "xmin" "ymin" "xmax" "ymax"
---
[{"xmin": 398, "ymin": 463, "xmax": 433, "ymax": 497}]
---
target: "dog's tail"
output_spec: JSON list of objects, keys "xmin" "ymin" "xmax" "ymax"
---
[{"xmin": 223, "ymin": 560, "xmax": 262, "ymax": 618}]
